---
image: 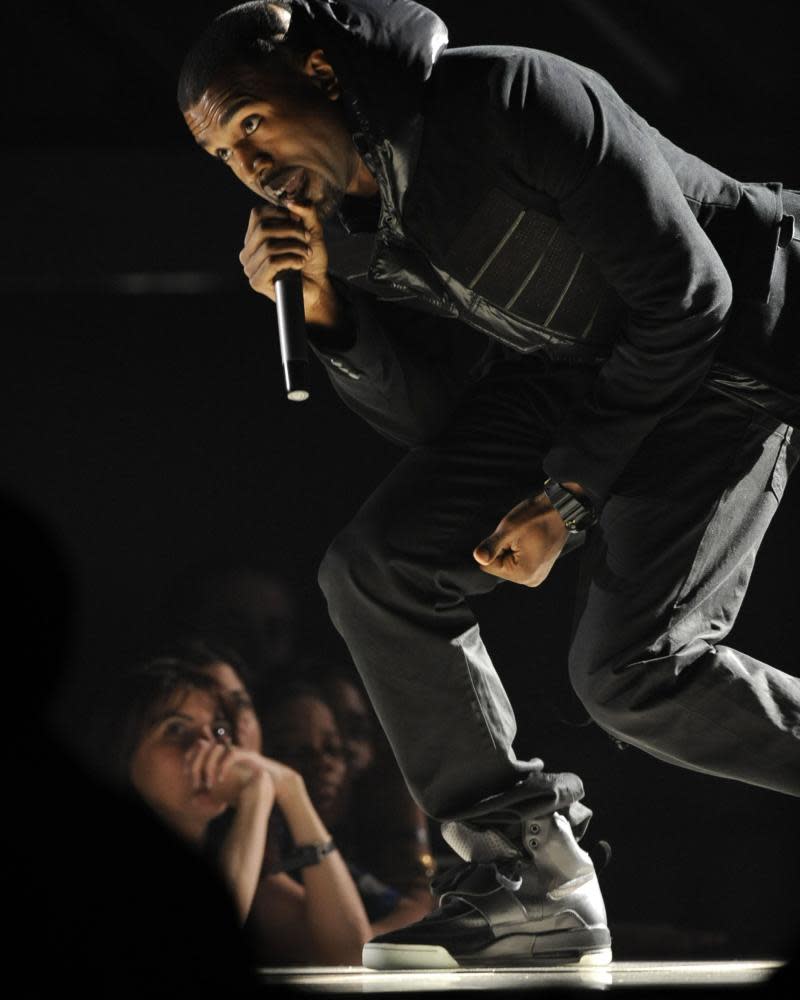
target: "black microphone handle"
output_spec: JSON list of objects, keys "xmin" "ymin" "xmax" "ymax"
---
[{"xmin": 274, "ymin": 268, "xmax": 309, "ymax": 402}]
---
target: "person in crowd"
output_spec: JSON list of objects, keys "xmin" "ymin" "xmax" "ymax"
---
[
  {"xmin": 108, "ymin": 643, "xmax": 372, "ymax": 965},
  {"xmin": 176, "ymin": 638, "xmax": 435, "ymax": 932},
  {"xmin": 260, "ymin": 678, "xmax": 436, "ymax": 931},
  {"xmin": 150, "ymin": 560, "xmax": 440, "ymax": 903},
  {"xmin": 298, "ymin": 657, "xmax": 439, "ymax": 898}
]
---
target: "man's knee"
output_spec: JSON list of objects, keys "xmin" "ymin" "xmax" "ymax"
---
[
  {"xmin": 318, "ymin": 522, "xmax": 382, "ymax": 605},
  {"xmin": 567, "ymin": 644, "xmax": 675, "ymax": 739},
  {"xmin": 317, "ymin": 529, "xmax": 345, "ymax": 602}
]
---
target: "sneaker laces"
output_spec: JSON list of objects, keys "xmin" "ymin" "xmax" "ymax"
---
[
  {"xmin": 430, "ymin": 857, "xmax": 526, "ymax": 899},
  {"xmin": 430, "ymin": 860, "xmax": 479, "ymax": 898}
]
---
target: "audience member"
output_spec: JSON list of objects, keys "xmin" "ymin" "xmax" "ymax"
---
[
  {"xmin": 148, "ymin": 561, "xmax": 438, "ymax": 931},
  {"xmin": 298, "ymin": 657, "xmax": 439, "ymax": 897},
  {"xmin": 106, "ymin": 642, "xmax": 371, "ymax": 965},
  {"xmin": 262, "ymin": 678, "xmax": 435, "ymax": 933}
]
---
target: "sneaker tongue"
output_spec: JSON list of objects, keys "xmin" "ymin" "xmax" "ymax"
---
[{"xmin": 441, "ymin": 820, "xmax": 521, "ymax": 862}]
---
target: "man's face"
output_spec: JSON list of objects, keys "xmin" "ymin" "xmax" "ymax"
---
[{"xmin": 184, "ymin": 55, "xmax": 357, "ymax": 220}]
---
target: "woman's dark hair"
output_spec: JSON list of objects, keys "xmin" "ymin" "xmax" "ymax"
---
[
  {"xmin": 177, "ymin": 1, "xmax": 317, "ymax": 112},
  {"xmin": 158, "ymin": 633, "xmax": 256, "ymax": 693}
]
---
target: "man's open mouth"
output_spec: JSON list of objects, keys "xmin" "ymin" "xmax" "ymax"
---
[{"xmin": 260, "ymin": 167, "xmax": 308, "ymax": 205}]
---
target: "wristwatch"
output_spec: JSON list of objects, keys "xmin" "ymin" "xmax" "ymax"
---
[
  {"xmin": 272, "ymin": 839, "xmax": 336, "ymax": 875},
  {"xmin": 543, "ymin": 479, "xmax": 597, "ymax": 533}
]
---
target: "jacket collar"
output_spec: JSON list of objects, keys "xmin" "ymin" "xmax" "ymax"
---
[{"xmin": 288, "ymin": 0, "xmax": 448, "ymax": 226}]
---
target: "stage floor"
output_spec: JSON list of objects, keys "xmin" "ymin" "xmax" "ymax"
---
[{"xmin": 258, "ymin": 959, "xmax": 785, "ymax": 994}]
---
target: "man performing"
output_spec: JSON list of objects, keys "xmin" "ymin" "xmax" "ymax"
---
[{"xmin": 178, "ymin": 0, "xmax": 800, "ymax": 969}]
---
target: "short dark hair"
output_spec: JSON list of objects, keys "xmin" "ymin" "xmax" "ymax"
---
[
  {"xmin": 177, "ymin": 1, "xmax": 316, "ymax": 112},
  {"xmin": 261, "ymin": 677, "xmax": 329, "ymax": 718}
]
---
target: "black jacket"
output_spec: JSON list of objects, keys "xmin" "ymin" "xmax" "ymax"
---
[{"xmin": 293, "ymin": 0, "xmax": 799, "ymax": 505}]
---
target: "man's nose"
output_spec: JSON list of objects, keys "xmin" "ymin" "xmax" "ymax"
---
[{"xmin": 233, "ymin": 141, "xmax": 273, "ymax": 180}]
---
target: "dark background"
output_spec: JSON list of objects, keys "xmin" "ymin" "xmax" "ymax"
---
[{"xmin": 2, "ymin": 0, "xmax": 799, "ymax": 962}]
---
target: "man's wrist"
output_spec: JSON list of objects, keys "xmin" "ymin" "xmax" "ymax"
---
[
  {"xmin": 306, "ymin": 279, "xmax": 342, "ymax": 328},
  {"xmin": 542, "ymin": 479, "xmax": 597, "ymax": 532}
]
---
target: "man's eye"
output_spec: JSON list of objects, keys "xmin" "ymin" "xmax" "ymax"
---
[
  {"xmin": 213, "ymin": 722, "xmax": 232, "ymax": 742},
  {"xmin": 242, "ymin": 114, "xmax": 261, "ymax": 135}
]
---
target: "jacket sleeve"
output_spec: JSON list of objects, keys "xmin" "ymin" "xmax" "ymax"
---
[
  {"xmin": 511, "ymin": 57, "xmax": 733, "ymax": 506},
  {"xmin": 307, "ymin": 279, "xmax": 491, "ymax": 448}
]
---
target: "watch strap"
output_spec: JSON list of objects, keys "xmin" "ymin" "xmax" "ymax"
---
[
  {"xmin": 267, "ymin": 839, "xmax": 336, "ymax": 875},
  {"xmin": 543, "ymin": 479, "xmax": 597, "ymax": 532}
]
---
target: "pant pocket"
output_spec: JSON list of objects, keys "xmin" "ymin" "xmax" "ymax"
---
[{"xmin": 671, "ymin": 422, "xmax": 791, "ymax": 613}]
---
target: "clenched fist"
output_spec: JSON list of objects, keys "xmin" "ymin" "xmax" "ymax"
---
[{"xmin": 473, "ymin": 492, "xmax": 568, "ymax": 588}]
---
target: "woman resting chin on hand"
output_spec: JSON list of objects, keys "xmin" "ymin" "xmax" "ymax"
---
[{"xmin": 116, "ymin": 651, "xmax": 371, "ymax": 966}]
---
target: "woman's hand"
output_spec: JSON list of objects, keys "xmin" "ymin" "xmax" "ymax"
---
[
  {"xmin": 185, "ymin": 740, "xmax": 302, "ymax": 808},
  {"xmin": 185, "ymin": 741, "xmax": 284, "ymax": 925}
]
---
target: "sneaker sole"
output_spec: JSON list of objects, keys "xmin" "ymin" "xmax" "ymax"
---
[{"xmin": 363, "ymin": 929, "xmax": 613, "ymax": 970}]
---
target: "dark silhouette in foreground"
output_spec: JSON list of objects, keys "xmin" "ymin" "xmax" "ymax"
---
[{"xmin": 1, "ymin": 492, "xmax": 259, "ymax": 993}]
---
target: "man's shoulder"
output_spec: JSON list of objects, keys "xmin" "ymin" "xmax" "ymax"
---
[
  {"xmin": 434, "ymin": 44, "xmax": 607, "ymax": 88},
  {"xmin": 427, "ymin": 44, "xmax": 616, "ymax": 120}
]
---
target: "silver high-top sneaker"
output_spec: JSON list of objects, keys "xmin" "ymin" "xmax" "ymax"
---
[{"xmin": 362, "ymin": 811, "xmax": 612, "ymax": 969}]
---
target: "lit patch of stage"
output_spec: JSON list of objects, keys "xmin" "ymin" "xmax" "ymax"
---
[{"xmin": 258, "ymin": 959, "xmax": 785, "ymax": 994}]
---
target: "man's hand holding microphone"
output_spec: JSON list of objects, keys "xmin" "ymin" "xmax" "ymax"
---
[{"xmin": 239, "ymin": 199, "xmax": 341, "ymax": 399}]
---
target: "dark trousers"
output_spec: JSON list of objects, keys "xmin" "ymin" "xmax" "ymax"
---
[{"xmin": 318, "ymin": 356, "xmax": 800, "ymax": 831}]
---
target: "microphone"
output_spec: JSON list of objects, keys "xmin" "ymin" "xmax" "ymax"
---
[{"xmin": 274, "ymin": 269, "xmax": 309, "ymax": 402}]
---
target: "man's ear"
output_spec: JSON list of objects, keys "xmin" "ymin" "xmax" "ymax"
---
[{"xmin": 303, "ymin": 48, "xmax": 341, "ymax": 100}]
